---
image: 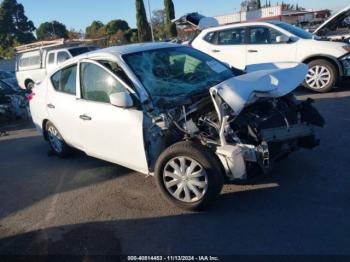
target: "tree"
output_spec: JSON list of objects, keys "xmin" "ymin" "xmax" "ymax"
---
[
  {"xmin": 68, "ymin": 29, "xmax": 82, "ymax": 39},
  {"xmin": 85, "ymin": 20, "xmax": 105, "ymax": 39},
  {"xmin": 135, "ymin": 0, "xmax": 152, "ymax": 42},
  {"xmin": 105, "ymin": 19, "xmax": 129, "ymax": 35},
  {"xmin": 152, "ymin": 9, "xmax": 167, "ymax": 40},
  {"xmin": 124, "ymin": 28, "xmax": 139, "ymax": 43},
  {"xmin": 36, "ymin": 21, "xmax": 68, "ymax": 40},
  {"xmin": 164, "ymin": 0, "xmax": 177, "ymax": 38},
  {"xmin": 256, "ymin": 0, "xmax": 261, "ymax": 9},
  {"xmin": 0, "ymin": 0, "xmax": 35, "ymax": 58}
]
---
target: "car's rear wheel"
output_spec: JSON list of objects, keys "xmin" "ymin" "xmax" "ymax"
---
[
  {"xmin": 304, "ymin": 59, "xmax": 337, "ymax": 93},
  {"xmin": 45, "ymin": 121, "xmax": 71, "ymax": 158},
  {"xmin": 155, "ymin": 141, "xmax": 224, "ymax": 211}
]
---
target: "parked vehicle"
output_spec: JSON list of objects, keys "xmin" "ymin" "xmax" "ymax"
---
[
  {"xmin": 0, "ymin": 80, "xmax": 29, "ymax": 122},
  {"xmin": 192, "ymin": 21, "xmax": 350, "ymax": 92},
  {"xmin": 0, "ymin": 70, "xmax": 15, "ymax": 80},
  {"xmin": 313, "ymin": 5, "xmax": 350, "ymax": 44},
  {"xmin": 0, "ymin": 70, "xmax": 20, "ymax": 92},
  {"xmin": 30, "ymin": 43, "xmax": 324, "ymax": 210},
  {"xmin": 15, "ymin": 39, "xmax": 98, "ymax": 90}
]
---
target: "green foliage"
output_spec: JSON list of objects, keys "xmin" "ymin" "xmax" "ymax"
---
[
  {"xmin": 36, "ymin": 20, "xmax": 68, "ymax": 40},
  {"xmin": 105, "ymin": 19, "xmax": 130, "ymax": 45},
  {"xmin": 85, "ymin": 20, "xmax": 106, "ymax": 39},
  {"xmin": 135, "ymin": 0, "xmax": 152, "ymax": 42},
  {"xmin": 151, "ymin": 9, "xmax": 167, "ymax": 40},
  {"xmin": 124, "ymin": 28, "xmax": 139, "ymax": 43},
  {"xmin": 256, "ymin": 0, "xmax": 261, "ymax": 9},
  {"xmin": 0, "ymin": 0, "xmax": 35, "ymax": 58},
  {"xmin": 164, "ymin": 0, "xmax": 177, "ymax": 38},
  {"xmin": 105, "ymin": 19, "xmax": 130, "ymax": 35}
]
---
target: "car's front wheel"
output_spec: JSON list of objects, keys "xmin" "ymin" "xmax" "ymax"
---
[
  {"xmin": 304, "ymin": 59, "xmax": 337, "ymax": 93},
  {"xmin": 45, "ymin": 121, "xmax": 71, "ymax": 158},
  {"xmin": 155, "ymin": 141, "xmax": 224, "ymax": 211}
]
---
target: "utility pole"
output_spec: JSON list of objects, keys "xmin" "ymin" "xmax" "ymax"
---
[{"xmin": 147, "ymin": 0, "xmax": 155, "ymax": 42}]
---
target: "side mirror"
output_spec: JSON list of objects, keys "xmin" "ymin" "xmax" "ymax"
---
[
  {"xmin": 109, "ymin": 92, "xmax": 134, "ymax": 108},
  {"xmin": 276, "ymin": 35, "xmax": 290, "ymax": 43}
]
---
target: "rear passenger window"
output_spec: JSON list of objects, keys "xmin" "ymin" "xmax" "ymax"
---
[
  {"xmin": 218, "ymin": 27, "xmax": 245, "ymax": 45},
  {"xmin": 57, "ymin": 51, "xmax": 70, "ymax": 64},
  {"xmin": 48, "ymin": 53, "xmax": 55, "ymax": 65},
  {"xmin": 50, "ymin": 65, "xmax": 77, "ymax": 95}
]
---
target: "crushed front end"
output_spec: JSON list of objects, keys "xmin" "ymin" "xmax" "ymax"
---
[{"xmin": 213, "ymin": 93, "xmax": 324, "ymax": 180}]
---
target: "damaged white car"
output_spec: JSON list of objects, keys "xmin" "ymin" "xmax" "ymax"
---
[{"xmin": 30, "ymin": 43, "xmax": 324, "ymax": 210}]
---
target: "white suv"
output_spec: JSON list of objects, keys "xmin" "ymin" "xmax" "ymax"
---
[{"xmin": 192, "ymin": 21, "xmax": 350, "ymax": 92}]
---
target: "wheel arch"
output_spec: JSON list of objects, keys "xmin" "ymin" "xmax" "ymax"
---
[
  {"xmin": 42, "ymin": 119, "xmax": 49, "ymax": 141},
  {"xmin": 302, "ymin": 55, "xmax": 342, "ymax": 77},
  {"xmin": 24, "ymin": 78, "xmax": 34, "ymax": 88}
]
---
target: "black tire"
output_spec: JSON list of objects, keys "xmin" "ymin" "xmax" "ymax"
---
[
  {"xmin": 45, "ymin": 121, "xmax": 71, "ymax": 158},
  {"xmin": 26, "ymin": 81, "xmax": 34, "ymax": 91},
  {"xmin": 155, "ymin": 141, "xmax": 224, "ymax": 211},
  {"xmin": 304, "ymin": 59, "xmax": 337, "ymax": 93}
]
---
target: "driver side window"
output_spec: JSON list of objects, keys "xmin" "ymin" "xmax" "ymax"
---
[{"xmin": 80, "ymin": 62, "xmax": 128, "ymax": 103}]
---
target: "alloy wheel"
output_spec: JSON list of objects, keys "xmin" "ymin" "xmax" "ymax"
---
[
  {"xmin": 306, "ymin": 65, "xmax": 331, "ymax": 90},
  {"xmin": 47, "ymin": 126, "xmax": 63, "ymax": 154}
]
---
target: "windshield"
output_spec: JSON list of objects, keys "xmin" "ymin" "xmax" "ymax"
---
[
  {"xmin": 124, "ymin": 47, "xmax": 234, "ymax": 106},
  {"xmin": 274, "ymin": 22, "xmax": 314, "ymax": 39}
]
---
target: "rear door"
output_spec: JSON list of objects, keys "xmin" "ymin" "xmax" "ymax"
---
[
  {"xmin": 246, "ymin": 26, "xmax": 297, "ymax": 66},
  {"xmin": 204, "ymin": 27, "xmax": 247, "ymax": 69},
  {"xmin": 46, "ymin": 64, "xmax": 82, "ymax": 149}
]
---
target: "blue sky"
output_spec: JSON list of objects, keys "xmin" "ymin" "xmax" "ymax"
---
[{"xmin": 18, "ymin": 0, "xmax": 349, "ymax": 31}]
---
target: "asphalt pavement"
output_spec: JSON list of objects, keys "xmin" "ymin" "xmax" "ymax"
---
[{"xmin": 0, "ymin": 86, "xmax": 350, "ymax": 257}]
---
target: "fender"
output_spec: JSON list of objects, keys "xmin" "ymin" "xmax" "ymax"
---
[{"xmin": 302, "ymin": 54, "xmax": 343, "ymax": 77}]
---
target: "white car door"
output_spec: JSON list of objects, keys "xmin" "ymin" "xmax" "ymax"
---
[
  {"xmin": 76, "ymin": 60, "xmax": 149, "ymax": 174},
  {"xmin": 203, "ymin": 27, "xmax": 247, "ymax": 70},
  {"xmin": 46, "ymin": 64, "xmax": 83, "ymax": 149},
  {"xmin": 246, "ymin": 26, "xmax": 297, "ymax": 66}
]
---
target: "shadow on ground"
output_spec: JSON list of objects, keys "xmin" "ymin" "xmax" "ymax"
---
[{"xmin": 0, "ymin": 90, "xmax": 349, "ymax": 256}]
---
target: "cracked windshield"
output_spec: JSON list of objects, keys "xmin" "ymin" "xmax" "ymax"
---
[{"xmin": 124, "ymin": 47, "xmax": 234, "ymax": 106}]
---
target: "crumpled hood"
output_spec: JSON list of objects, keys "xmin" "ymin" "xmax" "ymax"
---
[{"xmin": 211, "ymin": 62, "xmax": 308, "ymax": 114}]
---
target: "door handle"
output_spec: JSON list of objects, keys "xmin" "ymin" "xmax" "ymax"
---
[
  {"xmin": 79, "ymin": 114, "xmax": 92, "ymax": 121},
  {"xmin": 47, "ymin": 103, "xmax": 55, "ymax": 109},
  {"xmin": 248, "ymin": 50, "xmax": 258, "ymax": 53},
  {"xmin": 212, "ymin": 49, "xmax": 221, "ymax": 53}
]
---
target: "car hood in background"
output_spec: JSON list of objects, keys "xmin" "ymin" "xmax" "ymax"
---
[
  {"xmin": 314, "ymin": 5, "xmax": 350, "ymax": 36},
  {"xmin": 2, "ymin": 78, "xmax": 19, "ymax": 90},
  {"xmin": 212, "ymin": 63, "xmax": 308, "ymax": 114}
]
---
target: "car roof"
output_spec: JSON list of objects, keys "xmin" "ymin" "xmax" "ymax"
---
[
  {"xmin": 51, "ymin": 42, "xmax": 182, "ymax": 71},
  {"xmin": 201, "ymin": 21, "xmax": 280, "ymax": 33},
  {"xmin": 91, "ymin": 42, "xmax": 180, "ymax": 56}
]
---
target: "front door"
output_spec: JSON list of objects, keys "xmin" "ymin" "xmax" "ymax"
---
[
  {"xmin": 77, "ymin": 60, "xmax": 149, "ymax": 174},
  {"xmin": 246, "ymin": 26, "xmax": 297, "ymax": 66}
]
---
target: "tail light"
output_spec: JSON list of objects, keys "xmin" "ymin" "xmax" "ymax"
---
[{"xmin": 28, "ymin": 92, "xmax": 35, "ymax": 101}]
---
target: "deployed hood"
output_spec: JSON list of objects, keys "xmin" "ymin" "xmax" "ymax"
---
[
  {"xmin": 2, "ymin": 78, "xmax": 19, "ymax": 91},
  {"xmin": 212, "ymin": 63, "xmax": 308, "ymax": 114},
  {"xmin": 314, "ymin": 5, "xmax": 350, "ymax": 36}
]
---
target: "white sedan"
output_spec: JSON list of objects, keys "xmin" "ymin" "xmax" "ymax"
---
[{"xmin": 30, "ymin": 43, "xmax": 324, "ymax": 210}]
